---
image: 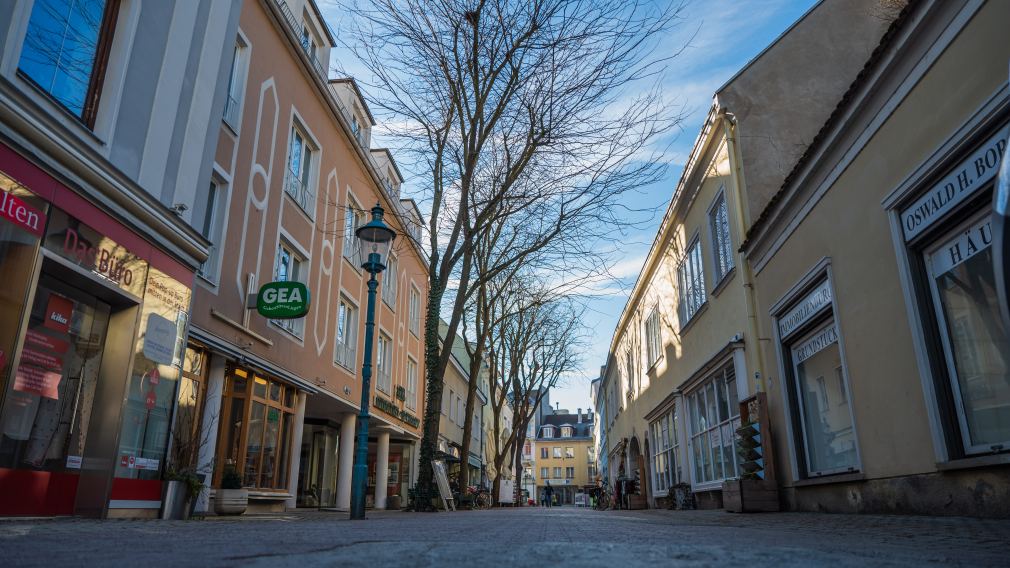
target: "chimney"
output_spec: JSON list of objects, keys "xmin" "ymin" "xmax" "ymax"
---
[{"xmin": 578, "ymin": 408, "xmax": 582, "ymax": 423}]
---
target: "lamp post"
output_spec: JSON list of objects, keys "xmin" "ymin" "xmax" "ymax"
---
[{"xmin": 350, "ymin": 203, "xmax": 396, "ymax": 520}]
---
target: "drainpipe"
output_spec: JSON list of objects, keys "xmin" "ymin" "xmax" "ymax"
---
[{"xmin": 720, "ymin": 109, "xmax": 767, "ymax": 393}]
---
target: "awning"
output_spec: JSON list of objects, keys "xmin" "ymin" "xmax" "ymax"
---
[
  {"xmin": 189, "ymin": 326, "xmax": 319, "ymax": 393},
  {"xmin": 468, "ymin": 455, "xmax": 482, "ymax": 468}
]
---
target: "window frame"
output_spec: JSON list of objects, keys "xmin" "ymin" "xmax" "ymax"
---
[
  {"xmin": 333, "ymin": 295, "xmax": 358, "ymax": 371},
  {"xmin": 408, "ymin": 285, "xmax": 421, "ymax": 336},
  {"xmin": 405, "ymin": 357, "xmax": 418, "ymax": 411},
  {"xmin": 284, "ymin": 119, "xmax": 319, "ymax": 219},
  {"xmin": 708, "ymin": 188, "xmax": 735, "ymax": 286},
  {"xmin": 677, "ymin": 235, "xmax": 707, "ymax": 328},
  {"xmin": 645, "ymin": 308, "xmax": 662, "ymax": 368},
  {"xmin": 650, "ymin": 405, "xmax": 680, "ymax": 497},
  {"xmin": 342, "ymin": 195, "xmax": 365, "ymax": 267},
  {"xmin": 382, "ymin": 254, "xmax": 398, "ymax": 308},
  {"xmin": 686, "ymin": 362, "xmax": 740, "ymax": 489},
  {"xmin": 272, "ymin": 240, "xmax": 307, "ymax": 338},
  {"xmin": 195, "ymin": 175, "xmax": 228, "ymax": 285},
  {"xmin": 376, "ymin": 332, "xmax": 392, "ymax": 394}
]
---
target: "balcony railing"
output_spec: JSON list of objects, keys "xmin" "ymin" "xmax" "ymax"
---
[
  {"xmin": 275, "ymin": 0, "xmax": 329, "ymax": 83},
  {"xmin": 284, "ymin": 167, "xmax": 314, "ymax": 217},
  {"xmin": 223, "ymin": 93, "xmax": 240, "ymax": 129},
  {"xmin": 334, "ymin": 340, "xmax": 356, "ymax": 370}
]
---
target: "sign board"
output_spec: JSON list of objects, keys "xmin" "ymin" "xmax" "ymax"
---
[
  {"xmin": 778, "ymin": 279, "xmax": 831, "ymax": 339},
  {"xmin": 143, "ymin": 313, "xmax": 177, "ymax": 365},
  {"xmin": 256, "ymin": 281, "xmax": 310, "ymax": 319},
  {"xmin": 432, "ymin": 460, "xmax": 456, "ymax": 511},
  {"xmin": 498, "ymin": 479, "xmax": 515, "ymax": 504}
]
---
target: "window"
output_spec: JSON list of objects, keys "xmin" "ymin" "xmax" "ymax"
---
[
  {"xmin": 196, "ymin": 179, "xmax": 225, "ymax": 283},
  {"xmin": 625, "ymin": 349, "xmax": 636, "ymax": 396},
  {"xmin": 334, "ymin": 297, "xmax": 357, "ymax": 370},
  {"xmin": 351, "ymin": 114, "xmax": 363, "ymax": 146},
  {"xmin": 273, "ymin": 243, "xmax": 305, "ymax": 336},
  {"xmin": 19, "ymin": 0, "xmax": 120, "ymax": 126},
  {"xmin": 382, "ymin": 256, "xmax": 398, "ymax": 307},
  {"xmin": 588, "ymin": 466, "xmax": 597, "ymax": 479},
  {"xmin": 926, "ymin": 213, "xmax": 1010, "ymax": 455},
  {"xmin": 343, "ymin": 200, "xmax": 365, "ymax": 261},
  {"xmin": 223, "ymin": 39, "xmax": 246, "ymax": 129},
  {"xmin": 587, "ymin": 446, "xmax": 595, "ymax": 462},
  {"xmin": 565, "ymin": 467, "xmax": 574, "ymax": 479},
  {"xmin": 553, "ymin": 447, "xmax": 561, "ymax": 458},
  {"xmin": 687, "ymin": 363, "xmax": 739, "ymax": 486},
  {"xmin": 540, "ymin": 447, "xmax": 548, "ymax": 459},
  {"xmin": 791, "ymin": 322, "xmax": 857, "ymax": 474},
  {"xmin": 442, "ymin": 388, "xmax": 449, "ymax": 415},
  {"xmin": 645, "ymin": 308, "xmax": 662, "ymax": 367},
  {"xmin": 215, "ymin": 367, "xmax": 297, "ymax": 490},
  {"xmin": 300, "ymin": 25, "xmax": 316, "ymax": 58},
  {"xmin": 456, "ymin": 396, "xmax": 463, "ymax": 425},
  {"xmin": 650, "ymin": 405, "xmax": 680, "ymax": 496},
  {"xmin": 552, "ymin": 467, "xmax": 561, "ymax": 479},
  {"xmin": 564, "ymin": 447, "xmax": 574, "ymax": 459},
  {"xmin": 709, "ymin": 191, "xmax": 734, "ymax": 283},
  {"xmin": 677, "ymin": 238, "xmax": 706, "ymax": 325},
  {"xmin": 406, "ymin": 358, "xmax": 418, "ymax": 410},
  {"xmin": 561, "ymin": 426, "xmax": 573, "ymax": 438},
  {"xmin": 409, "ymin": 287, "xmax": 421, "ymax": 335},
  {"xmin": 541, "ymin": 426, "xmax": 553, "ymax": 439},
  {"xmin": 540, "ymin": 467, "xmax": 548, "ymax": 479},
  {"xmin": 376, "ymin": 333, "xmax": 392, "ymax": 393},
  {"xmin": 285, "ymin": 126, "xmax": 315, "ymax": 216}
]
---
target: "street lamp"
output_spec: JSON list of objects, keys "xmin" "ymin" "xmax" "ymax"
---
[{"xmin": 350, "ymin": 203, "xmax": 396, "ymax": 520}]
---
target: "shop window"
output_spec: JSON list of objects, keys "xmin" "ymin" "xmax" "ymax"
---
[
  {"xmin": 926, "ymin": 213, "xmax": 1010, "ymax": 454},
  {"xmin": 645, "ymin": 308, "xmax": 662, "ymax": 367},
  {"xmin": 409, "ymin": 286, "xmax": 421, "ymax": 335},
  {"xmin": 285, "ymin": 124, "xmax": 316, "ymax": 217},
  {"xmin": 687, "ymin": 363, "xmax": 740, "ymax": 486},
  {"xmin": 650, "ymin": 405, "xmax": 679, "ymax": 496},
  {"xmin": 18, "ymin": 0, "xmax": 121, "ymax": 127},
  {"xmin": 333, "ymin": 297, "xmax": 357, "ymax": 370},
  {"xmin": 343, "ymin": 198, "xmax": 365, "ymax": 262},
  {"xmin": 273, "ymin": 242, "xmax": 306, "ymax": 337},
  {"xmin": 169, "ymin": 347, "xmax": 209, "ymax": 472},
  {"xmin": 677, "ymin": 237, "xmax": 706, "ymax": 326},
  {"xmin": 215, "ymin": 367, "xmax": 297, "ymax": 490},
  {"xmin": 382, "ymin": 256, "xmax": 398, "ymax": 307},
  {"xmin": 406, "ymin": 358, "xmax": 418, "ymax": 410},
  {"xmin": 709, "ymin": 190, "xmax": 735, "ymax": 284},
  {"xmin": 376, "ymin": 333, "xmax": 392, "ymax": 393}
]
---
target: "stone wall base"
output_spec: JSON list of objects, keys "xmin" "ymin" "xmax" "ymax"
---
[{"xmin": 784, "ymin": 467, "xmax": 1010, "ymax": 518}]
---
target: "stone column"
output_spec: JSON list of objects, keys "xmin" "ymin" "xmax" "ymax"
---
[
  {"xmin": 374, "ymin": 430, "xmax": 390, "ymax": 509},
  {"xmin": 335, "ymin": 413, "xmax": 356, "ymax": 510},
  {"xmin": 193, "ymin": 355, "xmax": 226, "ymax": 514},
  {"xmin": 285, "ymin": 392, "xmax": 308, "ymax": 510}
]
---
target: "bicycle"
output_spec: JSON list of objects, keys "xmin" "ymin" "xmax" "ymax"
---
[
  {"xmin": 593, "ymin": 486, "xmax": 612, "ymax": 511},
  {"xmin": 466, "ymin": 486, "xmax": 493, "ymax": 510}
]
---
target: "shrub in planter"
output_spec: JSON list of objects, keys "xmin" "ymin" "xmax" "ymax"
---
[{"xmin": 215, "ymin": 467, "xmax": 248, "ymax": 515}]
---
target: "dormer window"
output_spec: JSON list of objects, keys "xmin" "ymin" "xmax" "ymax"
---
[
  {"xmin": 351, "ymin": 114, "xmax": 363, "ymax": 146},
  {"xmin": 540, "ymin": 426, "xmax": 554, "ymax": 439},
  {"xmin": 300, "ymin": 25, "xmax": 317, "ymax": 58},
  {"xmin": 561, "ymin": 426, "xmax": 573, "ymax": 438}
]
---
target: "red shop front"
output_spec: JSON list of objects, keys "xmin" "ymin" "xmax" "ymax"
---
[{"xmin": 0, "ymin": 142, "xmax": 195, "ymax": 517}]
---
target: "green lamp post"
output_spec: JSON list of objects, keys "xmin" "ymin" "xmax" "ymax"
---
[{"xmin": 350, "ymin": 203, "xmax": 396, "ymax": 520}]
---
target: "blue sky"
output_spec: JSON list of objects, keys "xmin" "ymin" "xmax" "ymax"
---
[{"xmin": 321, "ymin": 0, "xmax": 818, "ymax": 414}]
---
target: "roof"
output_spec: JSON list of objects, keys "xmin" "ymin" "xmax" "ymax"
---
[
  {"xmin": 370, "ymin": 148, "xmax": 405, "ymax": 183},
  {"xmin": 740, "ymin": 0, "xmax": 919, "ymax": 251},
  {"xmin": 537, "ymin": 413, "xmax": 594, "ymax": 439}
]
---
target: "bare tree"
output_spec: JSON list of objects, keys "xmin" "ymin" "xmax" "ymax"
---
[{"xmin": 342, "ymin": 0, "xmax": 683, "ymax": 506}]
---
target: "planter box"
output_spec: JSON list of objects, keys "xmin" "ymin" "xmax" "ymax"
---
[
  {"xmin": 215, "ymin": 488, "xmax": 249, "ymax": 515},
  {"xmin": 723, "ymin": 479, "xmax": 779, "ymax": 513}
]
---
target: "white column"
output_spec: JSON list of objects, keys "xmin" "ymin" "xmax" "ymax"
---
[
  {"xmin": 336, "ymin": 413, "xmax": 356, "ymax": 510},
  {"xmin": 193, "ymin": 355, "xmax": 226, "ymax": 514},
  {"xmin": 285, "ymin": 392, "xmax": 307, "ymax": 510},
  {"xmin": 374, "ymin": 430, "xmax": 390, "ymax": 509}
]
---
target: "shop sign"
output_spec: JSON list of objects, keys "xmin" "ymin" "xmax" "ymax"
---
[
  {"xmin": 901, "ymin": 126, "xmax": 1008, "ymax": 241},
  {"xmin": 778, "ymin": 279, "xmax": 832, "ymax": 339},
  {"xmin": 256, "ymin": 281, "xmax": 310, "ymax": 318},
  {"xmin": 44, "ymin": 208, "xmax": 149, "ymax": 296},
  {"xmin": 932, "ymin": 217, "xmax": 993, "ymax": 275},
  {"xmin": 0, "ymin": 187, "xmax": 45, "ymax": 237},
  {"xmin": 143, "ymin": 313, "xmax": 178, "ymax": 365},
  {"xmin": 793, "ymin": 325, "xmax": 838, "ymax": 364}
]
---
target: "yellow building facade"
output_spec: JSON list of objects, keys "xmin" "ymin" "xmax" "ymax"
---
[{"xmin": 534, "ymin": 412, "xmax": 595, "ymax": 505}]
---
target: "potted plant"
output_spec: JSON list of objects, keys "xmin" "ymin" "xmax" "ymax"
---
[
  {"xmin": 163, "ymin": 468, "xmax": 206, "ymax": 520},
  {"xmin": 215, "ymin": 467, "xmax": 248, "ymax": 515}
]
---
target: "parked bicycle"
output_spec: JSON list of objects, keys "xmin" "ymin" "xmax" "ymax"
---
[
  {"xmin": 466, "ymin": 485, "xmax": 493, "ymax": 510},
  {"xmin": 593, "ymin": 485, "xmax": 612, "ymax": 511}
]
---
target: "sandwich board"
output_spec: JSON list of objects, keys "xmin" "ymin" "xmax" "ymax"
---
[{"xmin": 432, "ymin": 460, "xmax": 456, "ymax": 511}]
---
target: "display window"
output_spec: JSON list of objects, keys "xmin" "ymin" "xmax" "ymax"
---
[
  {"xmin": 686, "ymin": 363, "xmax": 740, "ymax": 486},
  {"xmin": 215, "ymin": 367, "xmax": 297, "ymax": 490}
]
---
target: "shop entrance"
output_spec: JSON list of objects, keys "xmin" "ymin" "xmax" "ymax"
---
[
  {"xmin": 0, "ymin": 275, "xmax": 111, "ymax": 515},
  {"xmin": 297, "ymin": 422, "xmax": 339, "ymax": 508}
]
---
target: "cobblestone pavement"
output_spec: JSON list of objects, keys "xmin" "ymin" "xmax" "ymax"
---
[{"xmin": 2, "ymin": 506, "xmax": 1008, "ymax": 567}]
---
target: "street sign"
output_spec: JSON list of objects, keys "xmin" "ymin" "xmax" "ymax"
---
[{"xmin": 256, "ymin": 281, "xmax": 310, "ymax": 319}]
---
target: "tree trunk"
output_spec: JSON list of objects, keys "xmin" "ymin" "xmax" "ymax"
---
[{"xmin": 416, "ymin": 283, "xmax": 446, "ymax": 510}]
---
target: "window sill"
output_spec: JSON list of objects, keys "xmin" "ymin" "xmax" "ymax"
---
[
  {"xmin": 283, "ymin": 190, "xmax": 317, "ymax": 224},
  {"xmin": 270, "ymin": 320, "xmax": 305, "ymax": 343},
  {"xmin": 936, "ymin": 452, "xmax": 1010, "ymax": 472},
  {"xmin": 791, "ymin": 472, "xmax": 865, "ymax": 488},
  {"xmin": 677, "ymin": 302, "xmax": 710, "ymax": 336},
  {"xmin": 382, "ymin": 297, "xmax": 396, "ymax": 311},
  {"xmin": 710, "ymin": 267, "xmax": 737, "ymax": 298},
  {"xmin": 646, "ymin": 355, "xmax": 663, "ymax": 374},
  {"xmin": 334, "ymin": 360, "xmax": 356, "ymax": 375}
]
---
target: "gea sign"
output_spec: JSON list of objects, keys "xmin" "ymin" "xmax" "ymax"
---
[{"xmin": 256, "ymin": 281, "xmax": 310, "ymax": 319}]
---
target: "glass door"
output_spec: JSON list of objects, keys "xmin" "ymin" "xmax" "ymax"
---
[{"xmin": 0, "ymin": 277, "xmax": 110, "ymax": 515}]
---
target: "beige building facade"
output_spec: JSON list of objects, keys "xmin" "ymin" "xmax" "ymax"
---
[
  {"xmin": 184, "ymin": 0, "xmax": 428, "ymax": 514},
  {"xmin": 598, "ymin": 0, "xmax": 890, "ymax": 509},
  {"xmin": 743, "ymin": 0, "xmax": 1010, "ymax": 517}
]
